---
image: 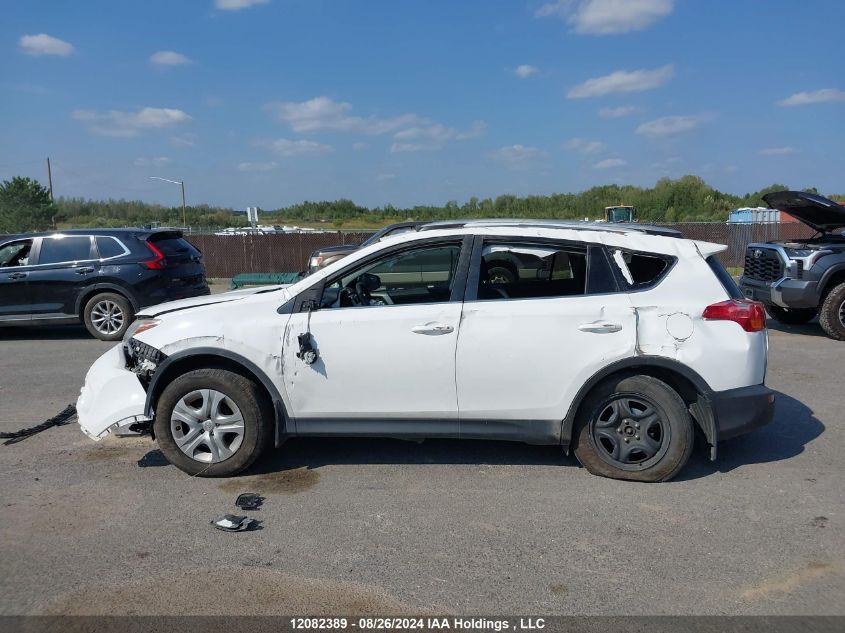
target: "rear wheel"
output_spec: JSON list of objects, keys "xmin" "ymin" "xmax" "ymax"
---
[
  {"xmin": 766, "ymin": 304, "xmax": 816, "ymax": 325},
  {"xmin": 83, "ymin": 292, "xmax": 133, "ymax": 341},
  {"xmin": 153, "ymin": 368, "xmax": 273, "ymax": 477},
  {"xmin": 572, "ymin": 374, "xmax": 693, "ymax": 482},
  {"xmin": 818, "ymin": 282, "xmax": 845, "ymax": 341}
]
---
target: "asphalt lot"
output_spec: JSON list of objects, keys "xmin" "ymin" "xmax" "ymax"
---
[{"xmin": 0, "ymin": 314, "xmax": 842, "ymax": 616}]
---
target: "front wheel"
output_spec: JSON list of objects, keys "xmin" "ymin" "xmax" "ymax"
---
[
  {"xmin": 572, "ymin": 374, "xmax": 693, "ymax": 482},
  {"xmin": 153, "ymin": 368, "xmax": 273, "ymax": 477},
  {"xmin": 766, "ymin": 304, "xmax": 816, "ymax": 325},
  {"xmin": 818, "ymin": 282, "xmax": 845, "ymax": 341}
]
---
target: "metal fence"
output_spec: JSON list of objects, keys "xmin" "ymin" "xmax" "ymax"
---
[{"xmin": 185, "ymin": 222, "xmax": 819, "ymax": 277}]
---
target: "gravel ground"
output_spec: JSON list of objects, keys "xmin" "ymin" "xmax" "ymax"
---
[{"xmin": 0, "ymin": 315, "xmax": 842, "ymax": 616}]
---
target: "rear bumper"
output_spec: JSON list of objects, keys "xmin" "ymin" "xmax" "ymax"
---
[
  {"xmin": 76, "ymin": 344, "xmax": 150, "ymax": 440},
  {"xmin": 711, "ymin": 384, "xmax": 775, "ymax": 440},
  {"xmin": 739, "ymin": 276, "xmax": 818, "ymax": 309}
]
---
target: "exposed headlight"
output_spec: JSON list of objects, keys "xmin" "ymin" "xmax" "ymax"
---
[{"xmin": 123, "ymin": 318, "xmax": 160, "ymax": 342}]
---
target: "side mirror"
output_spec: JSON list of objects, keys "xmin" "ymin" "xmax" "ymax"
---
[{"xmin": 358, "ymin": 273, "xmax": 381, "ymax": 291}]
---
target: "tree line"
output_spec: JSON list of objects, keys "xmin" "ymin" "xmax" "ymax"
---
[{"xmin": 1, "ymin": 174, "xmax": 839, "ymax": 234}]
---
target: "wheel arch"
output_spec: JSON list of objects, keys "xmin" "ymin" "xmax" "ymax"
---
[
  {"xmin": 819, "ymin": 264, "xmax": 845, "ymax": 300},
  {"xmin": 560, "ymin": 357, "xmax": 719, "ymax": 458},
  {"xmin": 144, "ymin": 347, "xmax": 290, "ymax": 448},
  {"xmin": 76, "ymin": 283, "xmax": 139, "ymax": 320}
]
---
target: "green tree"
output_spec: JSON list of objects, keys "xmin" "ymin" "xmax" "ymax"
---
[{"xmin": 0, "ymin": 176, "xmax": 54, "ymax": 233}]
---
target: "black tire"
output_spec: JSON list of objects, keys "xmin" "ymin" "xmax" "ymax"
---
[
  {"xmin": 83, "ymin": 292, "xmax": 133, "ymax": 341},
  {"xmin": 818, "ymin": 282, "xmax": 845, "ymax": 341},
  {"xmin": 486, "ymin": 264, "xmax": 517, "ymax": 284},
  {"xmin": 766, "ymin": 304, "xmax": 816, "ymax": 325},
  {"xmin": 153, "ymin": 368, "xmax": 273, "ymax": 477},
  {"xmin": 572, "ymin": 374, "xmax": 694, "ymax": 483}
]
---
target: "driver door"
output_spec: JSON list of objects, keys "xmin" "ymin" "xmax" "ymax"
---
[{"xmin": 282, "ymin": 237, "xmax": 469, "ymax": 435}]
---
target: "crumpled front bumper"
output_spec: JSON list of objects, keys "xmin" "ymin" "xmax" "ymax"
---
[{"xmin": 76, "ymin": 344, "xmax": 150, "ymax": 440}]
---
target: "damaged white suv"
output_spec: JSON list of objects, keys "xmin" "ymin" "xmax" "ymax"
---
[{"xmin": 77, "ymin": 221, "xmax": 774, "ymax": 482}]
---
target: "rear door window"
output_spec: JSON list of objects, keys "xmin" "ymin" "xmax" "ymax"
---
[
  {"xmin": 37, "ymin": 236, "xmax": 94, "ymax": 265},
  {"xmin": 474, "ymin": 242, "xmax": 587, "ymax": 300}
]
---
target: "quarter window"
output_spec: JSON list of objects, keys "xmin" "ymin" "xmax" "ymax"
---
[
  {"xmin": 96, "ymin": 236, "xmax": 126, "ymax": 259},
  {"xmin": 609, "ymin": 249, "xmax": 672, "ymax": 289},
  {"xmin": 38, "ymin": 236, "xmax": 93, "ymax": 265},
  {"xmin": 321, "ymin": 243, "xmax": 462, "ymax": 308},
  {"xmin": 476, "ymin": 243, "xmax": 587, "ymax": 300}
]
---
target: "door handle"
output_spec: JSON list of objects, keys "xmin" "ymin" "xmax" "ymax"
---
[
  {"xmin": 411, "ymin": 323, "xmax": 455, "ymax": 335},
  {"xmin": 8, "ymin": 272, "xmax": 27, "ymax": 280},
  {"xmin": 578, "ymin": 321, "xmax": 623, "ymax": 334},
  {"xmin": 76, "ymin": 267, "xmax": 95, "ymax": 275}
]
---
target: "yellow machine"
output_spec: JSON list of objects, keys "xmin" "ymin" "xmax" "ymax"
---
[{"xmin": 603, "ymin": 205, "xmax": 638, "ymax": 223}]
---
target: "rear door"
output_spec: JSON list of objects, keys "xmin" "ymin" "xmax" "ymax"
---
[
  {"xmin": 27, "ymin": 235, "xmax": 97, "ymax": 317},
  {"xmin": 455, "ymin": 237, "xmax": 637, "ymax": 440},
  {"xmin": 146, "ymin": 232, "xmax": 207, "ymax": 297},
  {"xmin": 0, "ymin": 238, "xmax": 36, "ymax": 321}
]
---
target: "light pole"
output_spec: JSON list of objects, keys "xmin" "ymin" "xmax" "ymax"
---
[{"xmin": 149, "ymin": 176, "xmax": 186, "ymax": 227}]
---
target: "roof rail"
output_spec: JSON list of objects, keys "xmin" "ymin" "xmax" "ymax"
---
[{"xmin": 419, "ymin": 219, "xmax": 682, "ymax": 238}]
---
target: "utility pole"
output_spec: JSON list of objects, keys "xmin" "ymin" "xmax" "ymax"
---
[
  {"xmin": 149, "ymin": 176, "xmax": 187, "ymax": 228},
  {"xmin": 46, "ymin": 157, "xmax": 54, "ymax": 201},
  {"xmin": 180, "ymin": 180, "xmax": 186, "ymax": 228}
]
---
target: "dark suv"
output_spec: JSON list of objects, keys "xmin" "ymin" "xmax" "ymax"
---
[
  {"xmin": 0, "ymin": 228, "xmax": 209, "ymax": 340},
  {"xmin": 739, "ymin": 191, "xmax": 845, "ymax": 340}
]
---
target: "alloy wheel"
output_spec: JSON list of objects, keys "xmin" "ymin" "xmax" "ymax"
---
[{"xmin": 90, "ymin": 299, "xmax": 125, "ymax": 335}]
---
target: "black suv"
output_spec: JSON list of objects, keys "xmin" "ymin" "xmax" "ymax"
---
[
  {"xmin": 739, "ymin": 191, "xmax": 845, "ymax": 340},
  {"xmin": 0, "ymin": 228, "xmax": 209, "ymax": 340}
]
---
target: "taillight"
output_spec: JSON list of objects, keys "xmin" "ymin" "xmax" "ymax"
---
[
  {"xmin": 702, "ymin": 299, "xmax": 766, "ymax": 332},
  {"xmin": 142, "ymin": 242, "xmax": 167, "ymax": 270}
]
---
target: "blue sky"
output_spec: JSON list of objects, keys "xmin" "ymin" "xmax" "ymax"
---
[{"xmin": 2, "ymin": 0, "xmax": 843, "ymax": 210}]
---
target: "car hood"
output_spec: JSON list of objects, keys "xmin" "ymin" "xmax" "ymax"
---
[
  {"xmin": 138, "ymin": 285, "xmax": 290, "ymax": 317},
  {"xmin": 314, "ymin": 244, "xmax": 358, "ymax": 255},
  {"xmin": 763, "ymin": 191, "xmax": 845, "ymax": 233}
]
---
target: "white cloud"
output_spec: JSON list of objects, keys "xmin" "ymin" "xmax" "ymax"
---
[
  {"xmin": 150, "ymin": 51, "xmax": 193, "ymax": 67},
  {"xmin": 237, "ymin": 161, "xmax": 278, "ymax": 172},
  {"xmin": 758, "ymin": 147, "xmax": 798, "ymax": 156},
  {"xmin": 599, "ymin": 105, "xmax": 637, "ymax": 118},
  {"xmin": 19, "ymin": 33, "xmax": 74, "ymax": 56},
  {"xmin": 393, "ymin": 120, "xmax": 485, "ymax": 146},
  {"xmin": 376, "ymin": 173, "xmax": 396, "ymax": 181},
  {"xmin": 265, "ymin": 96, "xmax": 424, "ymax": 135},
  {"xmin": 134, "ymin": 157, "xmax": 172, "ymax": 167},
  {"xmin": 391, "ymin": 143, "xmax": 438, "ymax": 153},
  {"xmin": 170, "ymin": 133, "xmax": 197, "ymax": 147},
  {"xmin": 215, "ymin": 0, "xmax": 270, "ymax": 10},
  {"xmin": 564, "ymin": 138, "xmax": 605, "ymax": 154},
  {"xmin": 73, "ymin": 107, "xmax": 191, "ymax": 137},
  {"xmin": 514, "ymin": 64, "xmax": 539, "ymax": 78},
  {"xmin": 491, "ymin": 144, "xmax": 544, "ymax": 168},
  {"xmin": 255, "ymin": 138, "xmax": 333, "ymax": 156},
  {"xmin": 635, "ymin": 114, "xmax": 709, "ymax": 137},
  {"xmin": 352, "ymin": 142, "xmax": 369, "ymax": 150},
  {"xmin": 778, "ymin": 88, "xmax": 845, "ymax": 107},
  {"xmin": 568, "ymin": 64, "xmax": 673, "ymax": 98},
  {"xmin": 593, "ymin": 158, "xmax": 627, "ymax": 169},
  {"xmin": 536, "ymin": 0, "xmax": 673, "ymax": 34}
]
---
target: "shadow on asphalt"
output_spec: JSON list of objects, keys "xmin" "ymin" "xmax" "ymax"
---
[
  {"xmin": 0, "ymin": 324, "xmax": 95, "ymax": 341},
  {"xmin": 134, "ymin": 392, "xmax": 821, "ymax": 482},
  {"xmin": 765, "ymin": 319, "xmax": 828, "ymax": 338},
  {"xmin": 678, "ymin": 390, "xmax": 824, "ymax": 481},
  {"xmin": 247, "ymin": 436, "xmax": 577, "ymax": 476}
]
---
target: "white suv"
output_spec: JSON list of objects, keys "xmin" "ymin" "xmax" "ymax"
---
[{"xmin": 77, "ymin": 221, "xmax": 774, "ymax": 482}]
